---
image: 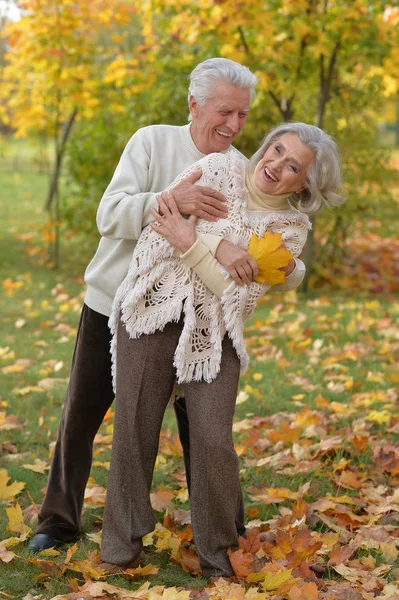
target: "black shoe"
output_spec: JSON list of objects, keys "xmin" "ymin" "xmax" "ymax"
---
[{"xmin": 27, "ymin": 533, "xmax": 65, "ymax": 552}]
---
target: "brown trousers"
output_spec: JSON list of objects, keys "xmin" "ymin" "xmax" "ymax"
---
[
  {"xmin": 37, "ymin": 305, "xmax": 115, "ymax": 540},
  {"xmin": 101, "ymin": 318, "xmax": 242, "ymax": 577},
  {"xmin": 37, "ymin": 305, "xmax": 245, "ymax": 544}
]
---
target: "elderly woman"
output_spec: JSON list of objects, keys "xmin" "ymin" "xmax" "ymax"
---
[{"xmin": 100, "ymin": 122, "xmax": 344, "ymax": 578}]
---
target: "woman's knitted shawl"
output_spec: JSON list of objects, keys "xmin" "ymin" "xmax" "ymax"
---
[{"xmin": 110, "ymin": 150, "xmax": 311, "ymax": 386}]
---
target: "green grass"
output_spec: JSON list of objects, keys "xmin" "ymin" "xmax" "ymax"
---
[{"xmin": 1, "ymin": 163, "xmax": 399, "ymax": 598}]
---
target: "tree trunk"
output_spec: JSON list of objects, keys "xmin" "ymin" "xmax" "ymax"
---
[
  {"xmin": 396, "ymin": 100, "xmax": 399, "ymax": 148},
  {"xmin": 303, "ymin": 42, "xmax": 340, "ymax": 292},
  {"xmin": 269, "ymin": 91, "xmax": 295, "ymax": 122},
  {"xmin": 45, "ymin": 107, "xmax": 78, "ymax": 211}
]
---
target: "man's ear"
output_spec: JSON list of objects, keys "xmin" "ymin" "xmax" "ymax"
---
[{"xmin": 189, "ymin": 95, "xmax": 199, "ymax": 118}]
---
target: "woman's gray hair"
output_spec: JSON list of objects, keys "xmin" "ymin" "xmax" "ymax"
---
[
  {"xmin": 249, "ymin": 122, "xmax": 345, "ymax": 214},
  {"xmin": 187, "ymin": 58, "xmax": 257, "ymax": 119}
]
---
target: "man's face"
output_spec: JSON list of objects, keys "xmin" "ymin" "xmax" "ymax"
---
[{"xmin": 189, "ymin": 83, "xmax": 251, "ymax": 154}]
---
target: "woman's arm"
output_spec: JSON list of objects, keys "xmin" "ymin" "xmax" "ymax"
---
[
  {"xmin": 272, "ymin": 258, "xmax": 306, "ymax": 291},
  {"xmin": 151, "ymin": 193, "xmax": 305, "ymax": 299},
  {"xmin": 150, "ymin": 195, "xmax": 232, "ymax": 298}
]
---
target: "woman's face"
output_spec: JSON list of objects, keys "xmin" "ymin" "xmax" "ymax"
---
[{"xmin": 255, "ymin": 133, "xmax": 315, "ymax": 196}]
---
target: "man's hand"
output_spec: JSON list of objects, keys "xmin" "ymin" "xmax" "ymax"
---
[
  {"xmin": 216, "ymin": 240, "xmax": 259, "ymax": 286},
  {"xmin": 160, "ymin": 170, "xmax": 228, "ymax": 222}
]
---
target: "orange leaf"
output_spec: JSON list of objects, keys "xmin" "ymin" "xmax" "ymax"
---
[
  {"xmin": 269, "ymin": 422, "xmax": 300, "ymax": 445},
  {"xmin": 150, "ymin": 489, "xmax": 175, "ymax": 512},
  {"xmin": 334, "ymin": 470, "xmax": 364, "ymax": 490},
  {"xmin": 327, "ymin": 542, "xmax": 359, "ymax": 567},
  {"xmin": 291, "ymin": 529, "xmax": 323, "ymax": 564},
  {"xmin": 351, "ymin": 435, "xmax": 369, "ymax": 451},
  {"xmin": 170, "ymin": 547, "xmax": 201, "ymax": 575},
  {"xmin": 228, "ymin": 548, "xmax": 255, "ymax": 578},
  {"xmin": 27, "ymin": 557, "xmax": 66, "ymax": 578},
  {"xmin": 288, "ymin": 582, "xmax": 319, "ymax": 600},
  {"xmin": 249, "ymin": 486, "xmax": 298, "ymax": 505},
  {"xmin": 239, "ymin": 529, "xmax": 261, "ymax": 554},
  {"xmin": 247, "ymin": 231, "xmax": 293, "ymax": 285}
]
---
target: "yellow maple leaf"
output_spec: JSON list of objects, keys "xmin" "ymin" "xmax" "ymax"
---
[
  {"xmin": 6, "ymin": 503, "xmax": 32, "ymax": 535},
  {"xmin": 39, "ymin": 547, "xmax": 61, "ymax": 557},
  {"xmin": 67, "ymin": 559, "xmax": 106, "ymax": 580},
  {"xmin": 247, "ymin": 231, "xmax": 293, "ymax": 285},
  {"xmin": 124, "ymin": 563, "xmax": 159, "ymax": 577},
  {"xmin": 0, "ymin": 470, "xmax": 25, "ymax": 502},
  {"xmin": 260, "ymin": 568, "xmax": 295, "ymax": 591},
  {"xmin": 22, "ymin": 459, "xmax": 48, "ymax": 474}
]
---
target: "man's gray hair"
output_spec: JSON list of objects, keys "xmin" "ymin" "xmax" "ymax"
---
[
  {"xmin": 188, "ymin": 58, "xmax": 257, "ymax": 116},
  {"xmin": 249, "ymin": 122, "xmax": 345, "ymax": 214}
]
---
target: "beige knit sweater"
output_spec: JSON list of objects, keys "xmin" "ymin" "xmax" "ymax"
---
[{"xmin": 110, "ymin": 150, "xmax": 311, "ymax": 386}]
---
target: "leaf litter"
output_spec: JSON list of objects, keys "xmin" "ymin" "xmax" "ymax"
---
[{"xmin": 2, "ymin": 237, "xmax": 399, "ymax": 598}]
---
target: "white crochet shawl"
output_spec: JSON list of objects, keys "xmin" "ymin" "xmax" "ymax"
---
[{"xmin": 110, "ymin": 150, "xmax": 311, "ymax": 386}]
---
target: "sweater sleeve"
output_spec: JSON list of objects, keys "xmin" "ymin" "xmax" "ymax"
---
[
  {"xmin": 96, "ymin": 130, "xmax": 160, "ymax": 241},
  {"xmin": 179, "ymin": 241, "xmax": 305, "ymax": 299},
  {"xmin": 271, "ymin": 258, "xmax": 306, "ymax": 292},
  {"xmin": 179, "ymin": 239, "xmax": 232, "ymax": 299}
]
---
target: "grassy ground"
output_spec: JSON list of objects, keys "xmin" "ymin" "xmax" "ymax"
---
[{"xmin": 1, "ymin": 167, "xmax": 399, "ymax": 598}]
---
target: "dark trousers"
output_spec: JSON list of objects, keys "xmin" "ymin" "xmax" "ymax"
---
[
  {"xmin": 101, "ymin": 318, "xmax": 242, "ymax": 576},
  {"xmin": 37, "ymin": 304, "xmax": 245, "ymax": 541}
]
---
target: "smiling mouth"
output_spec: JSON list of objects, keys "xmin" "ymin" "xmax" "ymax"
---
[
  {"xmin": 215, "ymin": 129, "xmax": 232, "ymax": 138},
  {"xmin": 264, "ymin": 166, "xmax": 278, "ymax": 182}
]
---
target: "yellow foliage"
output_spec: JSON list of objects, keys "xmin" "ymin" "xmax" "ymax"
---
[
  {"xmin": 247, "ymin": 231, "xmax": 293, "ymax": 285},
  {"xmin": 366, "ymin": 410, "xmax": 391, "ymax": 425},
  {"xmin": 260, "ymin": 568, "xmax": 295, "ymax": 591},
  {"xmin": 0, "ymin": 470, "xmax": 25, "ymax": 502},
  {"xmin": 6, "ymin": 504, "xmax": 32, "ymax": 535},
  {"xmin": 2, "ymin": 0, "xmax": 132, "ymax": 136}
]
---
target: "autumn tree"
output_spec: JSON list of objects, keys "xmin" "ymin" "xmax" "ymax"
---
[
  {"xmin": 2, "ymin": 0, "xmax": 398, "ymax": 282},
  {"xmin": 82, "ymin": 0, "xmax": 399, "ymax": 283},
  {"xmin": 114, "ymin": 0, "xmax": 398, "ymax": 288},
  {"xmin": 0, "ymin": 0, "xmax": 133, "ymax": 263}
]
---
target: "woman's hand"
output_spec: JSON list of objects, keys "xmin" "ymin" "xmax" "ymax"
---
[
  {"xmin": 279, "ymin": 257, "xmax": 296, "ymax": 276},
  {"xmin": 215, "ymin": 240, "xmax": 259, "ymax": 285},
  {"xmin": 150, "ymin": 190, "xmax": 197, "ymax": 253}
]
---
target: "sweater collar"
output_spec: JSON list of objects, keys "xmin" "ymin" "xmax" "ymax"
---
[
  {"xmin": 245, "ymin": 168, "xmax": 291, "ymax": 211},
  {"xmin": 180, "ymin": 124, "xmax": 206, "ymax": 161}
]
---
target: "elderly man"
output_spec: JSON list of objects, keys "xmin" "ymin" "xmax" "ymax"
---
[{"xmin": 28, "ymin": 57, "xmax": 259, "ymax": 552}]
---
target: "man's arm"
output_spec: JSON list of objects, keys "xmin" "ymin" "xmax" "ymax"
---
[
  {"xmin": 96, "ymin": 131, "xmax": 228, "ymax": 242},
  {"xmin": 96, "ymin": 158, "xmax": 158, "ymax": 241},
  {"xmin": 164, "ymin": 172, "xmax": 227, "ymax": 222}
]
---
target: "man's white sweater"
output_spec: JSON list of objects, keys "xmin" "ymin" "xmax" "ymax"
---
[{"xmin": 85, "ymin": 124, "xmax": 241, "ymax": 317}]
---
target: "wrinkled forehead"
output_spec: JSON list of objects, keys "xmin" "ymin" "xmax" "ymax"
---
[
  {"xmin": 208, "ymin": 81, "xmax": 251, "ymax": 106},
  {"xmin": 274, "ymin": 133, "xmax": 314, "ymax": 160}
]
